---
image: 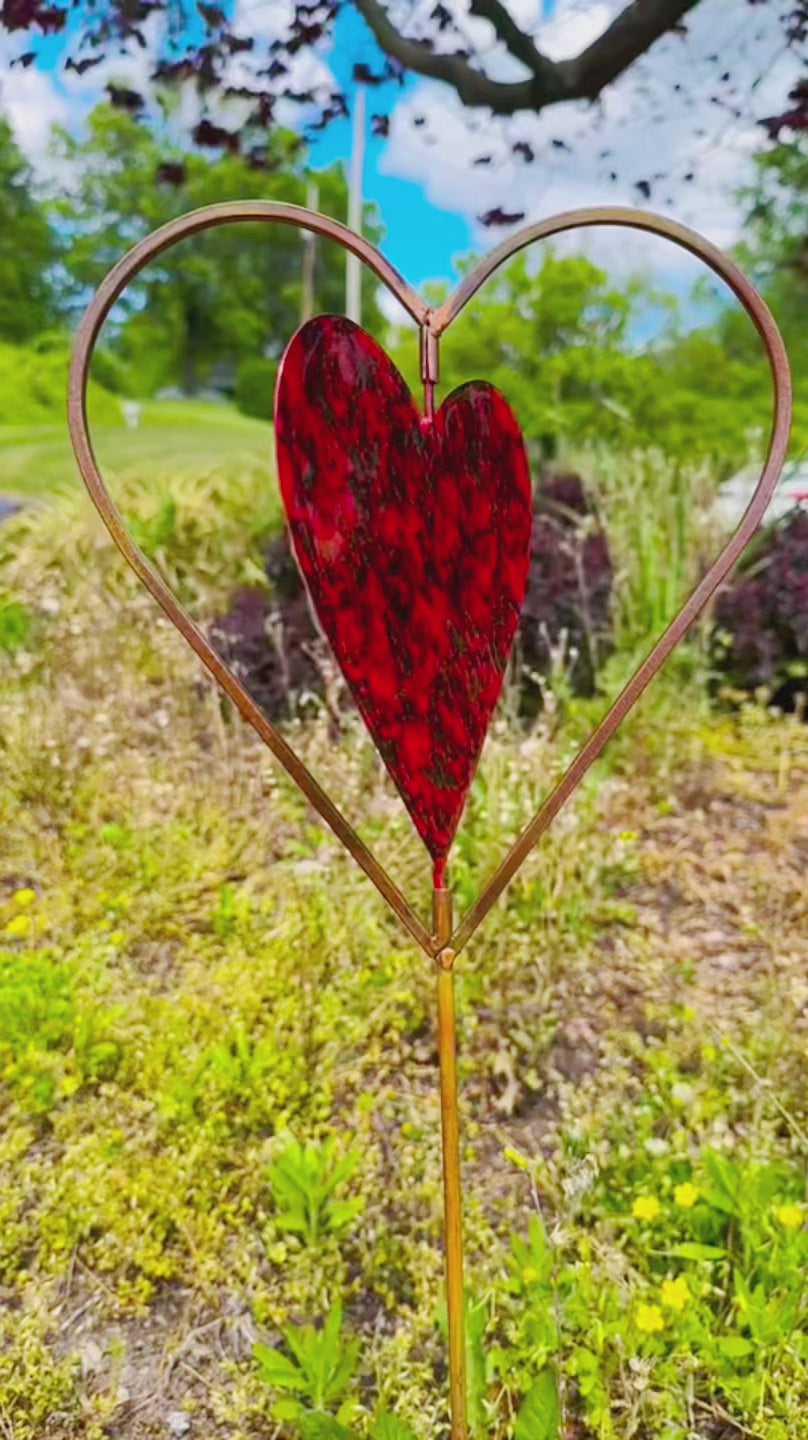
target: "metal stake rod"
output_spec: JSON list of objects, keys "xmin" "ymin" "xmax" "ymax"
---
[
  {"xmin": 434, "ymin": 884, "xmax": 467, "ymax": 1439},
  {"xmin": 346, "ymin": 85, "xmax": 366, "ymax": 324}
]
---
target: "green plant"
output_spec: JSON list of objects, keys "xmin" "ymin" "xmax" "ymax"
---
[
  {"xmin": 371, "ymin": 1414, "xmax": 419, "ymax": 1440},
  {"xmin": 274, "ymin": 1412, "xmax": 420, "ymax": 1440},
  {"xmin": 0, "ymin": 945, "xmax": 124, "ymax": 1113},
  {"xmin": 268, "ymin": 1135, "xmax": 364, "ymax": 1245},
  {"xmin": 569, "ymin": 445, "xmax": 715, "ymax": 649},
  {"xmin": 235, "ymin": 355, "xmax": 278, "ymax": 421},
  {"xmin": 0, "ymin": 1314, "xmax": 81, "ymax": 1440},
  {"xmin": 297, "ymin": 1417, "xmax": 355, "ymax": 1440},
  {"xmin": 437, "ymin": 1295, "xmax": 490, "ymax": 1433},
  {"xmin": 0, "ymin": 597, "xmax": 33, "ymax": 653},
  {"xmin": 0, "ymin": 339, "xmax": 120, "ymax": 426},
  {"xmin": 254, "ymin": 1304, "xmax": 360, "ymax": 1428},
  {"xmin": 515, "ymin": 1370, "xmax": 561, "ymax": 1440},
  {"xmin": 255, "ymin": 1310, "xmax": 422, "ymax": 1440},
  {"xmin": 0, "ymin": 947, "xmax": 76, "ymax": 1114},
  {"xmin": 128, "ymin": 495, "xmax": 178, "ymax": 561},
  {"xmin": 501, "ymin": 1120, "xmax": 808, "ymax": 1435}
]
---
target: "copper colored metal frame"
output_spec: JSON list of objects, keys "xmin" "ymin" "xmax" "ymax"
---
[{"xmin": 68, "ymin": 204, "xmax": 792, "ymax": 1440}]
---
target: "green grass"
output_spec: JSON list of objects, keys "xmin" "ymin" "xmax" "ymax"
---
[
  {"xmin": 0, "ymin": 400, "xmax": 273, "ymax": 499},
  {"xmin": 1, "ymin": 448, "xmax": 808, "ymax": 1438}
]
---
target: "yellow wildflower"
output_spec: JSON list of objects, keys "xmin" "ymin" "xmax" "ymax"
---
[
  {"xmin": 4, "ymin": 914, "xmax": 31, "ymax": 938},
  {"xmin": 504, "ymin": 1147, "xmax": 530, "ymax": 1171},
  {"xmin": 12, "ymin": 888, "xmax": 36, "ymax": 908},
  {"xmin": 522, "ymin": 1267, "xmax": 538, "ymax": 1286},
  {"xmin": 661, "ymin": 1277, "xmax": 690, "ymax": 1312},
  {"xmin": 635, "ymin": 1303, "xmax": 665, "ymax": 1334},
  {"xmin": 775, "ymin": 1204, "xmax": 803, "ymax": 1231},
  {"xmin": 633, "ymin": 1195, "xmax": 663, "ymax": 1223},
  {"xmin": 110, "ymin": 930, "xmax": 126, "ymax": 945},
  {"xmin": 674, "ymin": 1182, "xmax": 700, "ymax": 1210}
]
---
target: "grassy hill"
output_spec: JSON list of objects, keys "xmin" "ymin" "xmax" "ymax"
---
[{"xmin": 0, "ymin": 399, "xmax": 274, "ymax": 500}]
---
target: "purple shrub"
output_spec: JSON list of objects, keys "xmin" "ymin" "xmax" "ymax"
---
[
  {"xmin": 711, "ymin": 507, "xmax": 808, "ymax": 709},
  {"xmin": 517, "ymin": 473, "xmax": 613, "ymax": 715},
  {"xmin": 210, "ymin": 472, "xmax": 613, "ymax": 723},
  {"xmin": 209, "ymin": 534, "xmax": 328, "ymax": 720}
]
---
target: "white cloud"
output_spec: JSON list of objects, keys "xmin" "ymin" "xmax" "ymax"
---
[
  {"xmin": 538, "ymin": 2, "xmax": 615, "ymax": 61},
  {"xmin": 233, "ymin": 0, "xmax": 298, "ymax": 43},
  {"xmin": 380, "ymin": 0, "xmax": 802, "ymax": 286},
  {"xmin": 0, "ymin": 0, "xmax": 336, "ymax": 167},
  {"xmin": 0, "ymin": 14, "xmax": 160, "ymax": 168},
  {"xmin": 376, "ymin": 283, "xmax": 418, "ymax": 330},
  {"xmin": 234, "ymin": 0, "xmax": 336, "ymax": 118},
  {"xmin": 0, "ymin": 59, "xmax": 69, "ymax": 160}
]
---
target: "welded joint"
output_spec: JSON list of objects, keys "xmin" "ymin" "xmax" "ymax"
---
[{"xmin": 420, "ymin": 323, "xmax": 440, "ymax": 386}]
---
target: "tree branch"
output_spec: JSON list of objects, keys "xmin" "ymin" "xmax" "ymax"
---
[
  {"xmin": 350, "ymin": 0, "xmax": 555, "ymax": 110},
  {"xmin": 467, "ymin": 0, "xmax": 548, "ymax": 78},
  {"xmin": 560, "ymin": 0, "xmax": 701, "ymax": 100},
  {"xmin": 349, "ymin": 0, "xmax": 701, "ymax": 115}
]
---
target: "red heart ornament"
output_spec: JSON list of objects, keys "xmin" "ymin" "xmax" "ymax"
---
[
  {"xmin": 68, "ymin": 203, "xmax": 791, "ymax": 957},
  {"xmin": 275, "ymin": 316, "xmax": 533, "ymax": 866}
]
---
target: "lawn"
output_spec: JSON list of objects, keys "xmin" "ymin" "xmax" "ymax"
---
[
  {"xmin": 0, "ymin": 441, "xmax": 807, "ymax": 1440},
  {"xmin": 0, "ymin": 400, "xmax": 273, "ymax": 499}
]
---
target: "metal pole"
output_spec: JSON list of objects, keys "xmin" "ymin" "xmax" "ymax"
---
[
  {"xmin": 301, "ymin": 179, "xmax": 319, "ymax": 324},
  {"xmin": 346, "ymin": 85, "xmax": 366, "ymax": 323},
  {"xmin": 434, "ymin": 884, "xmax": 468, "ymax": 1439}
]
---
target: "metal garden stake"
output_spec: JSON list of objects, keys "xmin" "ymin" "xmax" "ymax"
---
[{"xmin": 68, "ymin": 203, "xmax": 792, "ymax": 1439}]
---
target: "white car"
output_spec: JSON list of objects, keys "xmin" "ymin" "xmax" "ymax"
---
[{"xmin": 713, "ymin": 460, "xmax": 808, "ymax": 530}]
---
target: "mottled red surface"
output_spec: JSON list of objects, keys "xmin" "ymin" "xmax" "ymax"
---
[{"xmin": 275, "ymin": 316, "xmax": 532, "ymax": 863}]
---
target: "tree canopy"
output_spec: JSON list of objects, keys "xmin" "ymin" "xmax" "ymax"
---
[
  {"xmin": 0, "ymin": 117, "xmax": 58, "ymax": 343},
  {"xmin": 50, "ymin": 104, "xmax": 377, "ymax": 394},
  {"xmin": 0, "ymin": 65, "xmax": 804, "ymax": 453},
  {"xmin": 389, "ymin": 247, "xmax": 787, "ymax": 470},
  {"xmin": 1, "ymin": 0, "xmax": 805, "ymax": 188}
]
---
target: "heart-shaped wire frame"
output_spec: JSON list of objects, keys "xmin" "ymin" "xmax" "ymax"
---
[{"xmin": 68, "ymin": 202, "xmax": 792, "ymax": 961}]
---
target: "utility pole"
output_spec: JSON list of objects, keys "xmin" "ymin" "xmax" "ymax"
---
[
  {"xmin": 346, "ymin": 85, "xmax": 366, "ymax": 324},
  {"xmin": 301, "ymin": 178, "xmax": 319, "ymax": 324}
]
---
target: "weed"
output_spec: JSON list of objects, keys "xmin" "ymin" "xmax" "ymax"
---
[
  {"xmin": 254, "ymin": 1304, "xmax": 360, "ymax": 1428},
  {"xmin": 268, "ymin": 1135, "xmax": 365, "ymax": 1245},
  {"xmin": 0, "ymin": 1313, "xmax": 84, "ymax": 1440},
  {"xmin": 0, "ymin": 596, "xmax": 33, "ymax": 652}
]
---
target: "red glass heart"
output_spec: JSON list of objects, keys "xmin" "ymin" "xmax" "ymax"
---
[{"xmin": 275, "ymin": 316, "xmax": 532, "ymax": 868}]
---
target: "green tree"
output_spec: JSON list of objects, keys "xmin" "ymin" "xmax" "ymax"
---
[
  {"xmin": 0, "ymin": 117, "xmax": 58, "ymax": 343},
  {"xmin": 391, "ymin": 249, "xmax": 772, "ymax": 470},
  {"xmin": 51, "ymin": 105, "xmax": 379, "ymax": 395},
  {"xmin": 721, "ymin": 133, "xmax": 808, "ymax": 456},
  {"xmin": 395, "ymin": 252, "xmax": 644, "ymax": 455},
  {"xmin": 740, "ymin": 137, "xmax": 808, "ymax": 281}
]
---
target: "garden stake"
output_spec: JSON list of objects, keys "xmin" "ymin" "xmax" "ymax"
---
[
  {"xmin": 69, "ymin": 202, "xmax": 793, "ymax": 1438},
  {"xmin": 434, "ymin": 882, "xmax": 467, "ymax": 1440}
]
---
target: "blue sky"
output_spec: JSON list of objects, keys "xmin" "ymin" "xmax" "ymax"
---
[
  {"xmin": 305, "ymin": 6, "xmax": 474, "ymax": 285},
  {"xmin": 1, "ymin": 0, "xmax": 476, "ymax": 286}
]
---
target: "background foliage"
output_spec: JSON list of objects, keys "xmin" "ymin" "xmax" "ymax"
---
[{"xmin": 2, "ymin": 101, "xmax": 808, "ymax": 463}]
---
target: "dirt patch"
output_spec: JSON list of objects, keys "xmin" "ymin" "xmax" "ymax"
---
[{"xmin": 52, "ymin": 1274, "xmax": 258, "ymax": 1439}]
